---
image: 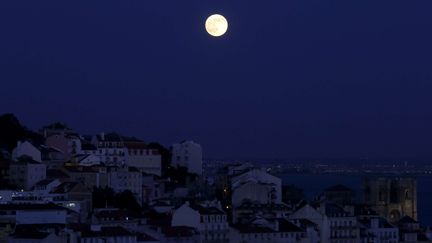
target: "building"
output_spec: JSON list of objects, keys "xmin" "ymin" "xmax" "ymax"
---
[
  {"xmin": 9, "ymin": 158, "xmax": 46, "ymax": 190},
  {"xmin": 289, "ymin": 204, "xmax": 330, "ymax": 243},
  {"xmin": 397, "ymin": 216, "xmax": 432, "ymax": 242},
  {"xmin": 125, "ymin": 140, "xmax": 162, "ymax": 176},
  {"xmin": 171, "ymin": 202, "xmax": 229, "ymax": 242},
  {"xmin": 230, "ymin": 219, "xmax": 307, "ymax": 243},
  {"xmin": 12, "ymin": 141, "xmax": 41, "ymax": 162},
  {"xmin": 363, "ymin": 177, "xmax": 417, "ymax": 223},
  {"xmin": 233, "ymin": 201, "xmax": 291, "ymax": 225},
  {"xmin": 0, "ymin": 203, "xmax": 70, "ymax": 225},
  {"xmin": 71, "ymin": 154, "xmax": 101, "ymax": 167},
  {"xmin": 91, "ymin": 208, "xmax": 141, "ymax": 230},
  {"xmin": 359, "ymin": 217, "xmax": 399, "ymax": 243},
  {"xmin": 108, "ymin": 166, "xmax": 143, "ymax": 205},
  {"xmin": 8, "ymin": 231, "xmax": 61, "ymax": 243},
  {"xmin": 171, "ymin": 141, "xmax": 203, "ymax": 175},
  {"xmin": 323, "ymin": 203, "xmax": 360, "ymax": 243},
  {"xmin": 69, "ymin": 225, "xmax": 137, "ymax": 243},
  {"xmin": 231, "ymin": 168, "xmax": 282, "ymax": 207},
  {"xmin": 45, "ymin": 133, "xmax": 82, "ymax": 159},
  {"xmin": 92, "ymin": 133, "xmax": 127, "ymax": 166}
]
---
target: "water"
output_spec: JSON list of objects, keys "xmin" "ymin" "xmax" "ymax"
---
[{"xmin": 281, "ymin": 174, "xmax": 432, "ymax": 226}]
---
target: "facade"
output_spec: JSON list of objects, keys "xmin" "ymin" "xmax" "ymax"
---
[
  {"xmin": 363, "ymin": 177, "xmax": 417, "ymax": 223},
  {"xmin": 92, "ymin": 133, "xmax": 127, "ymax": 166},
  {"xmin": 45, "ymin": 133, "xmax": 82, "ymax": 159},
  {"xmin": 359, "ymin": 217, "xmax": 399, "ymax": 243},
  {"xmin": 171, "ymin": 141, "xmax": 203, "ymax": 175},
  {"xmin": 230, "ymin": 219, "xmax": 306, "ymax": 243},
  {"xmin": 71, "ymin": 154, "xmax": 101, "ymax": 167},
  {"xmin": 231, "ymin": 168, "xmax": 282, "ymax": 206},
  {"xmin": 9, "ymin": 159, "xmax": 46, "ymax": 190},
  {"xmin": 8, "ymin": 231, "xmax": 60, "ymax": 243},
  {"xmin": 323, "ymin": 203, "xmax": 360, "ymax": 243},
  {"xmin": 12, "ymin": 141, "xmax": 41, "ymax": 162},
  {"xmin": 172, "ymin": 202, "xmax": 229, "ymax": 242},
  {"xmin": 125, "ymin": 141, "xmax": 162, "ymax": 176},
  {"xmin": 65, "ymin": 166, "xmax": 108, "ymax": 189},
  {"xmin": 233, "ymin": 202, "xmax": 291, "ymax": 224},
  {"xmin": 232, "ymin": 181, "xmax": 277, "ymax": 207},
  {"xmin": 0, "ymin": 203, "xmax": 69, "ymax": 225},
  {"xmin": 108, "ymin": 167, "xmax": 143, "ymax": 205},
  {"xmin": 289, "ymin": 204, "xmax": 331, "ymax": 243},
  {"xmin": 70, "ymin": 225, "xmax": 137, "ymax": 243}
]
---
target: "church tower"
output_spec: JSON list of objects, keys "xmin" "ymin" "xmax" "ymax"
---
[{"xmin": 363, "ymin": 177, "xmax": 417, "ymax": 223}]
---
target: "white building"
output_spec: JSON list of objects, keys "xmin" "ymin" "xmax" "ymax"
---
[
  {"xmin": 289, "ymin": 204, "xmax": 330, "ymax": 243},
  {"xmin": 230, "ymin": 218, "xmax": 307, "ymax": 243},
  {"xmin": 12, "ymin": 141, "xmax": 41, "ymax": 162},
  {"xmin": 0, "ymin": 203, "xmax": 69, "ymax": 225},
  {"xmin": 45, "ymin": 133, "xmax": 82, "ymax": 158},
  {"xmin": 8, "ymin": 231, "xmax": 61, "ymax": 243},
  {"xmin": 323, "ymin": 203, "xmax": 360, "ymax": 243},
  {"xmin": 359, "ymin": 217, "xmax": 399, "ymax": 243},
  {"xmin": 171, "ymin": 202, "xmax": 229, "ymax": 242},
  {"xmin": 9, "ymin": 159, "xmax": 46, "ymax": 190},
  {"xmin": 92, "ymin": 133, "xmax": 127, "ymax": 166},
  {"xmin": 231, "ymin": 168, "xmax": 282, "ymax": 206},
  {"xmin": 108, "ymin": 167, "xmax": 143, "ymax": 205},
  {"xmin": 171, "ymin": 141, "xmax": 203, "ymax": 175},
  {"xmin": 70, "ymin": 225, "xmax": 137, "ymax": 243},
  {"xmin": 125, "ymin": 141, "xmax": 162, "ymax": 176},
  {"xmin": 72, "ymin": 154, "xmax": 101, "ymax": 167}
]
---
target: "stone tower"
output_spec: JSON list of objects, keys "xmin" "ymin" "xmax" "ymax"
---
[{"xmin": 363, "ymin": 177, "xmax": 417, "ymax": 223}]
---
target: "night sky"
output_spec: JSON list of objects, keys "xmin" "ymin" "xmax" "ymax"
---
[{"xmin": 1, "ymin": 1, "xmax": 432, "ymax": 160}]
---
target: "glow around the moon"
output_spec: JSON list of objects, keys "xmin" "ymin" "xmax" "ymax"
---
[{"xmin": 205, "ymin": 14, "xmax": 228, "ymax": 37}]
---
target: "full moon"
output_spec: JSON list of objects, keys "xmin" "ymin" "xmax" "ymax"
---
[{"xmin": 205, "ymin": 14, "xmax": 228, "ymax": 37}]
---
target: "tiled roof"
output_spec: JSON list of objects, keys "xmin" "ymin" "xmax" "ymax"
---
[
  {"xmin": 162, "ymin": 226, "xmax": 197, "ymax": 238},
  {"xmin": 124, "ymin": 141, "xmax": 148, "ymax": 149},
  {"xmin": 137, "ymin": 233, "xmax": 158, "ymax": 242},
  {"xmin": 94, "ymin": 209, "xmax": 141, "ymax": 220},
  {"xmin": 0, "ymin": 203, "xmax": 67, "ymax": 211},
  {"xmin": 35, "ymin": 179, "xmax": 55, "ymax": 187},
  {"xmin": 190, "ymin": 205, "xmax": 225, "ymax": 215},
  {"xmin": 296, "ymin": 218, "xmax": 317, "ymax": 227},
  {"xmin": 65, "ymin": 166, "xmax": 97, "ymax": 173},
  {"xmin": 81, "ymin": 143, "xmax": 97, "ymax": 150},
  {"xmin": 79, "ymin": 226, "xmax": 134, "ymax": 238},
  {"xmin": 9, "ymin": 230, "xmax": 50, "ymax": 239},
  {"xmin": 47, "ymin": 169, "xmax": 70, "ymax": 179},
  {"xmin": 278, "ymin": 219, "xmax": 305, "ymax": 232},
  {"xmin": 232, "ymin": 224, "xmax": 275, "ymax": 234},
  {"xmin": 51, "ymin": 182, "xmax": 78, "ymax": 194}
]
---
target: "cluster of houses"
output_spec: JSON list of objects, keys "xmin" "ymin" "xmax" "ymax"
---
[{"xmin": 0, "ymin": 124, "xmax": 431, "ymax": 242}]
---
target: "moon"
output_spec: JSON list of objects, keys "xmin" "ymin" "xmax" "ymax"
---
[{"xmin": 205, "ymin": 14, "xmax": 228, "ymax": 37}]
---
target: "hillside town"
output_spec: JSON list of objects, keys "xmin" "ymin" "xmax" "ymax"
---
[{"xmin": 0, "ymin": 115, "xmax": 431, "ymax": 243}]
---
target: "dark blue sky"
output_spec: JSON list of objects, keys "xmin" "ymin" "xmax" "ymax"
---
[{"xmin": 1, "ymin": 0, "xmax": 432, "ymax": 159}]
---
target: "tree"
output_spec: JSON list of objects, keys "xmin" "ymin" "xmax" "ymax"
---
[
  {"xmin": 0, "ymin": 113, "xmax": 44, "ymax": 152},
  {"xmin": 92, "ymin": 187, "xmax": 142, "ymax": 213},
  {"xmin": 282, "ymin": 184, "xmax": 305, "ymax": 205}
]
